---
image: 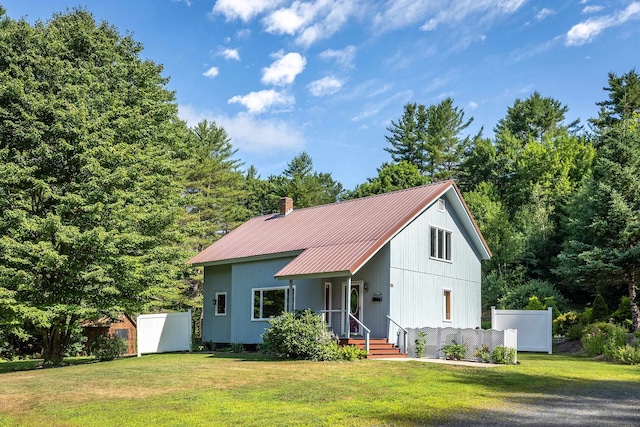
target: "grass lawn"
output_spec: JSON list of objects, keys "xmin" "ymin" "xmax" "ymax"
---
[{"xmin": 0, "ymin": 352, "xmax": 638, "ymax": 426}]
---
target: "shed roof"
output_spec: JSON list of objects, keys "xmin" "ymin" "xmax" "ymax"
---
[{"xmin": 188, "ymin": 180, "xmax": 490, "ymax": 279}]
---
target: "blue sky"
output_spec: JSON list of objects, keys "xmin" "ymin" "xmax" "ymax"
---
[{"xmin": 3, "ymin": 1, "xmax": 639, "ymax": 189}]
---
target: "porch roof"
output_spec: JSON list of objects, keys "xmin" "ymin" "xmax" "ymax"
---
[{"xmin": 188, "ymin": 180, "xmax": 491, "ymax": 278}]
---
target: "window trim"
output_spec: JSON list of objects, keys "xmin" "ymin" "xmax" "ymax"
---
[
  {"xmin": 437, "ymin": 198, "xmax": 446, "ymax": 212},
  {"xmin": 443, "ymin": 288, "xmax": 452, "ymax": 322},
  {"xmin": 430, "ymin": 225, "xmax": 453, "ymax": 262},
  {"xmin": 251, "ymin": 286, "xmax": 295, "ymax": 321},
  {"xmin": 323, "ymin": 282, "xmax": 332, "ymax": 327},
  {"xmin": 214, "ymin": 292, "xmax": 227, "ymax": 316}
]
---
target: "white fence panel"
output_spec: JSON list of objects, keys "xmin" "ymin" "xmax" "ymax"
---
[
  {"xmin": 491, "ymin": 307, "xmax": 552, "ymax": 354},
  {"xmin": 137, "ymin": 310, "xmax": 192, "ymax": 357},
  {"xmin": 407, "ymin": 327, "xmax": 518, "ymax": 362}
]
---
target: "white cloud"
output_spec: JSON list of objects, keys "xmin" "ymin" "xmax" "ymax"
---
[
  {"xmin": 319, "ymin": 45, "xmax": 357, "ymax": 70},
  {"xmin": 374, "ymin": 0, "xmax": 527, "ymax": 33},
  {"xmin": 228, "ymin": 89, "xmax": 295, "ymax": 113},
  {"xmin": 212, "ymin": 0, "xmax": 285, "ymax": 22},
  {"xmin": 468, "ymin": 101, "xmax": 478, "ymax": 110},
  {"xmin": 178, "ymin": 105, "xmax": 304, "ymax": 153},
  {"xmin": 203, "ymin": 67, "xmax": 219, "ymax": 78},
  {"xmin": 352, "ymin": 89, "xmax": 413, "ymax": 121},
  {"xmin": 172, "ymin": 0, "xmax": 192, "ymax": 6},
  {"xmin": 582, "ymin": 5, "xmax": 604, "ymax": 14},
  {"xmin": 535, "ymin": 8, "xmax": 555, "ymax": 21},
  {"xmin": 219, "ymin": 48, "xmax": 240, "ymax": 61},
  {"xmin": 566, "ymin": 2, "xmax": 640, "ymax": 46},
  {"xmin": 263, "ymin": 0, "xmax": 359, "ymax": 47},
  {"xmin": 261, "ymin": 52, "xmax": 306, "ymax": 86},
  {"xmin": 308, "ymin": 77, "xmax": 342, "ymax": 96}
]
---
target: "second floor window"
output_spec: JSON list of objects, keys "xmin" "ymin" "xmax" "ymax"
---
[{"xmin": 430, "ymin": 226, "xmax": 452, "ymax": 261}]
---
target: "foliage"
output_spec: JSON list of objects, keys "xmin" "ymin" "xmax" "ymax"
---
[
  {"xmin": 613, "ymin": 342, "xmax": 640, "ymax": 365},
  {"xmin": 581, "ymin": 322, "xmax": 628, "ymax": 358},
  {"xmin": 346, "ymin": 162, "xmax": 429, "ymax": 199},
  {"xmin": 591, "ymin": 294, "xmax": 610, "ymax": 323},
  {"xmin": 499, "ymin": 280, "xmax": 567, "ymax": 311},
  {"xmin": 591, "ymin": 69, "xmax": 640, "ymax": 129},
  {"xmin": 611, "ymin": 296, "xmax": 633, "ymax": 331},
  {"xmin": 0, "ymin": 9, "xmax": 188, "ymax": 364},
  {"xmin": 337, "ymin": 344, "xmax": 367, "ymax": 361},
  {"xmin": 385, "ymin": 99, "xmax": 476, "ymax": 180},
  {"xmin": 441, "ymin": 342, "xmax": 467, "ymax": 360},
  {"xmin": 261, "ymin": 309, "xmax": 340, "ymax": 361},
  {"xmin": 491, "ymin": 346, "xmax": 517, "ymax": 364},
  {"xmin": 229, "ymin": 342, "xmax": 244, "ymax": 353},
  {"xmin": 415, "ymin": 331, "xmax": 427, "ymax": 358},
  {"xmin": 474, "ymin": 344, "xmax": 491, "ymax": 362},
  {"xmin": 90, "ymin": 335, "xmax": 127, "ymax": 362},
  {"xmin": 553, "ymin": 311, "xmax": 581, "ymax": 337},
  {"xmin": 525, "ymin": 296, "xmax": 545, "ymax": 310},
  {"xmin": 556, "ymin": 121, "xmax": 640, "ymax": 331}
]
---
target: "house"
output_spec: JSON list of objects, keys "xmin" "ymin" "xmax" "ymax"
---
[
  {"xmin": 81, "ymin": 313, "xmax": 137, "ymax": 355},
  {"xmin": 188, "ymin": 180, "xmax": 491, "ymax": 352}
]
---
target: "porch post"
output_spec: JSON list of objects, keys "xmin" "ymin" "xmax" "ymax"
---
[
  {"xmin": 288, "ymin": 279, "xmax": 294, "ymax": 312},
  {"xmin": 345, "ymin": 276, "xmax": 351, "ymax": 338}
]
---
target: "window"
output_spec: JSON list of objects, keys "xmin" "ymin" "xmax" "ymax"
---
[
  {"xmin": 437, "ymin": 198, "xmax": 445, "ymax": 212},
  {"xmin": 430, "ymin": 226, "xmax": 452, "ymax": 261},
  {"xmin": 443, "ymin": 289, "xmax": 452, "ymax": 321},
  {"xmin": 215, "ymin": 292, "xmax": 227, "ymax": 316},
  {"xmin": 252, "ymin": 286, "xmax": 294, "ymax": 321}
]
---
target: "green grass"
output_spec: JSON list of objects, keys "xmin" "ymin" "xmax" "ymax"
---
[{"xmin": 0, "ymin": 353, "xmax": 638, "ymax": 426}]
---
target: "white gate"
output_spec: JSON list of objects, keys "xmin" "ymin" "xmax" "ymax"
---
[
  {"xmin": 137, "ymin": 310, "xmax": 192, "ymax": 356},
  {"xmin": 491, "ymin": 307, "xmax": 552, "ymax": 354}
]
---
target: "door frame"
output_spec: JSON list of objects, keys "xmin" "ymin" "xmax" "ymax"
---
[{"xmin": 341, "ymin": 280, "xmax": 364, "ymax": 336}]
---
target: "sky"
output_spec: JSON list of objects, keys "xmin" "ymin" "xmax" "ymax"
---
[{"xmin": 2, "ymin": 1, "xmax": 639, "ymax": 190}]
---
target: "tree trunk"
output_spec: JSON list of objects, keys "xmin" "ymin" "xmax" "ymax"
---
[
  {"xmin": 42, "ymin": 326, "xmax": 66, "ymax": 365},
  {"xmin": 630, "ymin": 278, "xmax": 640, "ymax": 332}
]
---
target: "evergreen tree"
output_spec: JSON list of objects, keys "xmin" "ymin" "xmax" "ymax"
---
[
  {"xmin": 591, "ymin": 69, "xmax": 640, "ymax": 130},
  {"xmin": 345, "ymin": 162, "xmax": 429, "ymax": 199}
]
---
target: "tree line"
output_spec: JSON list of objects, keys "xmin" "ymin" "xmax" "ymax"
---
[{"xmin": 0, "ymin": 8, "xmax": 638, "ymax": 363}]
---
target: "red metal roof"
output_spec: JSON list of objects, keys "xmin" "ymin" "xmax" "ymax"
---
[{"xmin": 188, "ymin": 180, "xmax": 491, "ymax": 278}]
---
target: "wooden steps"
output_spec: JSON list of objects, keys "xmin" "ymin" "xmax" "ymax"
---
[{"xmin": 339, "ymin": 337, "xmax": 407, "ymax": 359}]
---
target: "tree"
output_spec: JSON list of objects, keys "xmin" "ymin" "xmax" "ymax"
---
[
  {"xmin": 274, "ymin": 152, "xmax": 343, "ymax": 208},
  {"xmin": 243, "ymin": 166, "xmax": 281, "ymax": 216},
  {"xmin": 591, "ymin": 69, "xmax": 640, "ymax": 130},
  {"xmin": 494, "ymin": 91, "xmax": 579, "ymax": 141},
  {"xmin": 556, "ymin": 122, "xmax": 640, "ymax": 331},
  {"xmin": 181, "ymin": 120, "xmax": 249, "ymax": 252},
  {"xmin": 345, "ymin": 161, "xmax": 429, "ymax": 199},
  {"xmin": 0, "ymin": 9, "xmax": 187, "ymax": 364},
  {"xmin": 385, "ymin": 99, "xmax": 475, "ymax": 180}
]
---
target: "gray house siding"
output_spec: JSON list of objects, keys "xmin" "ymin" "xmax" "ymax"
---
[
  {"xmin": 202, "ymin": 264, "xmax": 232, "ymax": 343},
  {"xmin": 389, "ymin": 196, "xmax": 481, "ymax": 333},
  {"xmin": 352, "ymin": 244, "xmax": 390, "ymax": 338}
]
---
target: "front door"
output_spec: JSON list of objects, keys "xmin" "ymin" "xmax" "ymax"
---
[{"xmin": 342, "ymin": 281, "xmax": 364, "ymax": 336}]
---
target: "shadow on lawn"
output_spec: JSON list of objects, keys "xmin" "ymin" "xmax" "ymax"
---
[{"xmin": 380, "ymin": 367, "xmax": 640, "ymax": 426}]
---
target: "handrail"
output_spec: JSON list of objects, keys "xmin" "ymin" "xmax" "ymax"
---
[
  {"xmin": 349, "ymin": 313, "xmax": 371, "ymax": 353},
  {"xmin": 386, "ymin": 315, "xmax": 408, "ymax": 354}
]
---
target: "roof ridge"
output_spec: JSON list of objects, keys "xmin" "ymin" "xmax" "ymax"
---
[{"xmin": 274, "ymin": 179, "xmax": 453, "ymax": 214}]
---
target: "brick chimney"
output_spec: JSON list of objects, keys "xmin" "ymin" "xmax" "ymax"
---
[{"xmin": 279, "ymin": 197, "xmax": 293, "ymax": 215}]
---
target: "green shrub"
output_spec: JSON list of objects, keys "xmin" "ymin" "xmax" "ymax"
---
[
  {"xmin": 613, "ymin": 343, "xmax": 640, "ymax": 365},
  {"xmin": 261, "ymin": 309, "xmax": 340, "ymax": 361},
  {"xmin": 566, "ymin": 322, "xmax": 586, "ymax": 341},
  {"xmin": 337, "ymin": 344, "xmax": 367, "ymax": 361},
  {"xmin": 229, "ymin": 342, "xmax": 244, "ymax": 353},
  {"xmin": 415, "ymin": 331, "xmax": 427, "ymax": 358},
  {"xmin": 553, "ymin": 311, "xmax": 580, "ymax": 337},
  {"xmin": 90, "ymin": 335, "xmax": 127, "ymax": 361},
  {"xmin": 611, "ymin": 296, "xmax": 633, "ymax": 331},
  {"xmin": 581, "ymin": 322, "xmax": 627, "ymax": 358},
  {"xmin": 591, "ymin": 294, "xmax": 610, "ymax": 323},
  {"xmin": 474, "ymin": 344, "xmax": 491, "ymax": 362},
  {"xmin": 525, "ymin": 296, "xmax": 545, "ymax": 310},
  {"xmin": 491, "ymin": 346, "xmax": 516, "ymax": 364},
  {"xmin": 441, "ymin": 342, "xmax": 466, "ymax": 360},
  {"xmin": 580, "ymin": 307, "xmax": 593, "ymax": 324},
  {"xmin": 499, "ymin": 280, "xmax": 567, "ymax": 311},
  {"xmin": 543, "ymin": 296, "xmax": 561, "ymax": 319}
]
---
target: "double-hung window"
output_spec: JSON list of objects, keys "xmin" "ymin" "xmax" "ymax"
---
[
  {"xmin": 430, "ymin": 226, "xmax": 452, "ymax": 261},
  {"xmin": 215, "ymin": 292, "xmax": 227, "ymax": 316},
  {"xmin": 252, "ymin": 286, "xmax": 294, "ymax": 320}
]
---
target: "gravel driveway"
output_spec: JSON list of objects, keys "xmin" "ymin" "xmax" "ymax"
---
[{"xmin": 441, "ymin": 384, "xmax": 640, "ymax": 426}]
